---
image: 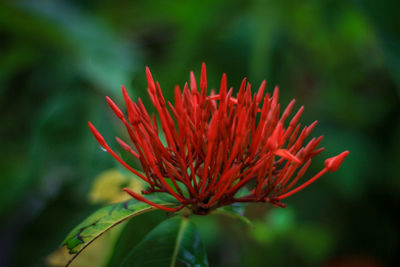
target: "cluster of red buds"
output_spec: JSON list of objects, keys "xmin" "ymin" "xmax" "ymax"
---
[{"xmin": 88, "ymin": 63, "xmax": 348, "ymax": 214}]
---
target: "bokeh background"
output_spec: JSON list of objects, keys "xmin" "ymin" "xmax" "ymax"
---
[{"xmin": 1, "ymin": 0, "xmax": 399, "ymax": 266}]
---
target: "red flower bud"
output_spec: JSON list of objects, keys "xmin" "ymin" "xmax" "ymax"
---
[
  {"xmin": 88, "ymin": 122, "xmax": 107, "ymax": 148},
  {"xmin": 106, "ymin": 96, "xmax": 124, "ymax": 120},
  {"xmin": 325, "ymin": 151, "xmax": 350, "ymax": 172}
]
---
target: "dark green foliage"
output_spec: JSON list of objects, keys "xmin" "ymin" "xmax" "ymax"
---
[{"xmin": 122, "ymin": 216, "xmax": 208, "ymax": 267}]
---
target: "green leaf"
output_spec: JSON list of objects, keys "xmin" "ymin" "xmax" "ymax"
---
[
  {"xmin": 121, "ymin": 216, "xmax": 209, "ymax": 267},
  {"xmin": 62, "ymin": 197, "xmax": 178, "ymax": 266},
  {"xmin": 213, "ymin": 203, "xmax": 253, "ymax": 227}
]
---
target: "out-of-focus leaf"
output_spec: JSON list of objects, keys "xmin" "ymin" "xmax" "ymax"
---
[
  {"xmin": 62, "ymin": 198, "xmax": 179, "ymax": 266},
  {"xmin": 289, "ymin": 224, "xmax": 334, "ymax": 264},
  {"xmin": 89, "ymin": 169, "xmax": 144, "ymax": 204},
  {"xmin": 250, "ymin": 207, "xmax": 295, "ymax": 244},
  {"xmin": 121, "ymin": 216, "xmax": 209, "ymax": 267},
  {"xmin": 18, "ymin": 0, "xmax": 136, "ymax": 96},
  {"xmin": 211, "ymin": 187, "xmax": 252, "ymax": 226},
  {"xmin": 265, "ymin": 206, "xmax": 295, "ymax": 233},
  {"xmin": 214, "ymin": 203, "xmax": 252, "ymax": 227}
]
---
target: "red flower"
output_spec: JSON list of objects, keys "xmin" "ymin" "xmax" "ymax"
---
[{"xmin": 88, "ymin": 63, "xmax": 349, "ymax": 214}]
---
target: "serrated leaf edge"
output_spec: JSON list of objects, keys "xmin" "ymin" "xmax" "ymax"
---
[{"xmin": 64, "ymin": 206, "xmax": 156, "ymax": 267}]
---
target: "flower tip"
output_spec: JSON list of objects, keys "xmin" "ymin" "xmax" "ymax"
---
[
  {"xmin": 106, "ymin": 96, "xmax": 124, "ymax": 119},
  {"xmin": 145, "ymin": 66, "xmax": 156, "ymax": 92},
  {"xmin": 273, "ymin": 85, "xmax": 279, "ymax": 96},
  {"xmin": 121, "ymin": 85, "xmax": 130, "ymax": 98},
  {"xmin": 123, "ymin": 187, "xmax": 132, "ymax": 194},
  {"xmin": 88, "ymin": 122, "xmax": 107, "ymax": 148},
  {"xmin": 87, "ymin": 121, "xmax": 94, "ymax": 129},
  {"xmin": 121, "ymin": 85, "xmax": 129, "ymax": 95},
  {"xmin": 115, "ymin": 137, "xmax": 128, "ymax": 149},
  {"xmin": 324, "ymin": 150, "xmax": 349, "ymax": 172},
  {"xmin": 275, "ymin": 149, "xmax": 302, "ymax": 164},
  {"xmin": 123, "ymin": 187, "xmax": 141, "ymax": 199},
  {"xmin": 200, "ymin": 62, "xmax": 207, "ymax": 90}
]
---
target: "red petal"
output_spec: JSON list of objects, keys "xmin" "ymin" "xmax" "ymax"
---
[{"xmin": 274, "ymin": 149, "xmax": 301, "ymax": 164}]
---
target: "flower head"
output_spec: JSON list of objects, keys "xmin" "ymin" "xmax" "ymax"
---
[{"xmin": 88, "ymin": 63, "xmax": 348, "ymax": 214}]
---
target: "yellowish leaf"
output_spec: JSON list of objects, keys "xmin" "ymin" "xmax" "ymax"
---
[{"xmin": 88, "ymin": 169, "xmax": 144, "ymax": 204}]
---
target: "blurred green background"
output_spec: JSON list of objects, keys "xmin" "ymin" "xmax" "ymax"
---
[{"xmin": 1, "ymin": 0, "xmax": 399, "ymax": 266}]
